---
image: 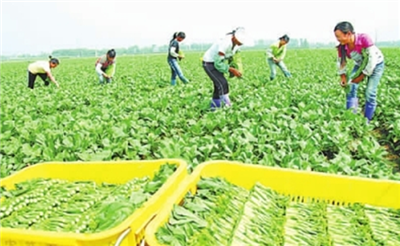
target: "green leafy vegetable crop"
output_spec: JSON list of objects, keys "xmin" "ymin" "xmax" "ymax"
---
[
  {"xmin": 0, "ymin": 163, "xmax": 176, "ymax": 233},
  {"xmin": 156, "ymin": 177, "xmax": 400, "ymax": 246}
]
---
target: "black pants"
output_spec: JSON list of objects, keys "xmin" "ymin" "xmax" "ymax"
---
[
  {"xmin": 203, "ymin": 62, "xmax": 229, "ymax": 99},
  {"xmin": 28, "ymin": 71, "xmax": 49, "ymax": 89}
]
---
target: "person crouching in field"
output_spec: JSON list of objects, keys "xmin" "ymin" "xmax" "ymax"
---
[
  {"xmin": 167, "ymin": 32, "xmax": 189, "ymax": 86},
  {"xmin": 266, "ymin": 34, "xmax": 292, "ymax": 81},
  {"xmin": 27, "ymin": 56, "xmax": 60, "ymax": 89},
  {"xmin": 334, "ymin": 21, "xmax": 384, "ymax": 123},
  {"xmin": 202, "ymin": 27, "xmax": 245, "ymax": 110},
  {"xmin": 95, "ymin": 49, "xmax": 117, "ymax": 84}
]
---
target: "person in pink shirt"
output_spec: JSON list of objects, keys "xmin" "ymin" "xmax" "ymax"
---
[{"xmin": 334, "ymin": 21, "xmax": 384, "ymax": 123}]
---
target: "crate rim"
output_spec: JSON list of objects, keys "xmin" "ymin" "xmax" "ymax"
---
[{"xmin": 197, "ymin": 160, "xmax": 400, "ymax": 184}]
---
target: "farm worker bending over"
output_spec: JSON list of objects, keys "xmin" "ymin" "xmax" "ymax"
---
[
  {"xmin": 27, "ymin": 56, "xmax": 60, "ymax": 89},
  {"xmin": 202, "ymin": 27, "xmax": 246, "ymax": 110},
  {"xmin": 266, "ymin": 34, "xmax": 292, "ymax": 81},
  {"xmin": 167, "ymin": 32, "xmax": 190, "ymax": 86},
  {"xmin": 334, "ymin": 21, "xmax": 384, "ymax": 123},
  {"xmin": 95, "ymin": 49, "xmax": 117, "ymax": 84}
]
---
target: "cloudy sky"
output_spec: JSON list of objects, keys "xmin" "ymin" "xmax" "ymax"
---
[{"xmin": 1, "ymin": 0, "xmax": 399, "ymax": 55}]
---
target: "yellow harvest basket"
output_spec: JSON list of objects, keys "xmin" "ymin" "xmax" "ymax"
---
[
  {"xmin": 145, "ymin": 160, "xmax": 400, "ymax": 246},
  {"xmin": 0, "ymin": 159, "xmax": 188, "ymax": 246}
]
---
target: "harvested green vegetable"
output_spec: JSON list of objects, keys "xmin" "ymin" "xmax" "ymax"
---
[
  {"xmin": 156, "ymin": 177, "xmax": 400, "ymax": 246},
  {"xmin": 0, "ymin": 163, "xmax": 176, "ymax": 233}
]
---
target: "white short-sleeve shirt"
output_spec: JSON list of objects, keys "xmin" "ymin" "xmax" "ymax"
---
[{"xmin": 203, "ymin": 35, "xmax": 240, "ymax": 62}]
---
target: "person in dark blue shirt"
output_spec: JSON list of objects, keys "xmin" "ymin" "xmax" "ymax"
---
[{"xmin": 167, "ymin": 32, "xmax": 189, "ymax": 86}]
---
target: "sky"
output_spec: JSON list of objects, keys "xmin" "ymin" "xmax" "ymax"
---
[{"xmin": 1, "ymin": 0, "xmax": 399, "ymax": 56}]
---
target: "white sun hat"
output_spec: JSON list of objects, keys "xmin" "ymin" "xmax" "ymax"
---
[{"xmin": 233, "ymin": 27, "xmax": 247, "ymax": 44}]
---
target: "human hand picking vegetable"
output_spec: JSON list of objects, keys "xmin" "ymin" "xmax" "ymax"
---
[
  {"xmin": 340, "ymin": 74, "xmax": 347, "ymax": 87},
  {"xmin": 350, "ymin": 74, "xmax": 365, "ymax": 84},
  {"xmin": 229, "ymin": 67, "xmax": 242, "ymax": 78}
]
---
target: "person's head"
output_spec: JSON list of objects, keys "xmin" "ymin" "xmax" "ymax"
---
[
  {"xmin": 49, "ymin": 56, "xmax": 59, "ymax": 68},
  {"xmin": 230, "ymin": 27, "xmax": 246, "ymax": 46},
  {"xmin": 334, "ymin": 21, "xmax": 355, "ymax": 45},
  {"xmin": 279, "ymin": 34, "xmax": 290, "ymax": 45},
  {"xmin": 172, "ymin": 32, "xmax": 186, "ymax": 42},
  {"xmin": 106, "ymin": 49, "xmax": 116, "ymax": 62}
]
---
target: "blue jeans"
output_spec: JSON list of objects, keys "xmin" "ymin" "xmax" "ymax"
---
[
  {"xmin": 96, "ymin": 70, "xmax": 112, "ymax": 84},
  {"xmin": 347, "ymin": 62, "xmax": 384, "ymax": 106},
  {"xmin": 168, "ymin": 58, "xmax": 188, "ymax": 85},
  {"xmin": 98, "ymin": 75, "xmax": 111, "ymax": 84},
  {"xmin": 267, "ymin": 58, "xmax": 291, "ymax": 80}
]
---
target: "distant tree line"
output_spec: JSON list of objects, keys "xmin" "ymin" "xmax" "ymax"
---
[{"xmin": 2, "ymin": 39, "xmax": 400, "ymax": 60}]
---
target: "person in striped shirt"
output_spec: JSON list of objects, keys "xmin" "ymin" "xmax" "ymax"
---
[
  {"xmin": 334, "ymin": 21, "xmax": 384, "ymax": 122},
  {"xmin": 95, "ymin": 49, "xmax": 117, "ymax": 84},
  {"xmin": 266, "ymin": 34, "xmax": 292, "ymax": 81}
]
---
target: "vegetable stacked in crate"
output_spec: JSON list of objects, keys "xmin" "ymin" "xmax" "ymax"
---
[
  {"xmin": 145, "ymin": 161, "xmax": 400, "ymax": 246},
  {"xmin": 156, "ymin": 177, "xmax": 400, "ymax": 246},
  {"xmin": 0, "ymin": 164, "xmax": 176, "ymax": 233},
  {"xmin": 0, "ymin": 159, "xmax": 188, "ymax": 246}
]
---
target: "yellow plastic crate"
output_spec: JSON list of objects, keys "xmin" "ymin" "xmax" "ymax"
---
[
  {"xmin": 0, "ymin": 159, "xmax": 188, "ymax": 246},
  {"xmin": 145, "ymin": 160, "xmax": 400, "ymax": 246}
]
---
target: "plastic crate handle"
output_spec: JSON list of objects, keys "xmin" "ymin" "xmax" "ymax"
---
[{"xmin": 115, "ymin": 227, "xmax": 131, "ymax": 246}]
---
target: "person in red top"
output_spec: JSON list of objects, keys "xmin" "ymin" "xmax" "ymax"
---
[
  {"xmin": 334, "ymin": 21, "xmax": 384, "ymax": 122},
  {"xmin": 95, "ymin": 49, "xmax": 116, "ymax": 84}
]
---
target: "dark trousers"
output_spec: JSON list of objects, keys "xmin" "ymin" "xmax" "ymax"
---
[
  {"xmin": 202, "ymin": 62, "xmax": 229, "ymax": 99},
  {"xmin": 28, "ymin": 71, "xmax": 49, "ymax": 89}
]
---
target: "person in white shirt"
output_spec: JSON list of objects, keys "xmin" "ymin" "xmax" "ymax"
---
[
  {"xmin": 95, "ymin": 49, "xmax": 116, "ymax": 84},
  {"xmin": 202, "ymin": 27, "xmax": 246, "ymax": 110},
  {"xmin": 27, "ymin": 56, "xmax": 60, "ymax": 89}
]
